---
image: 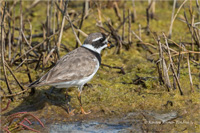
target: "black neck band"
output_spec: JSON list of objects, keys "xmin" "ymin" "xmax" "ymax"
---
[{"xmin": 81, "ymin": 46, "xmax": 101, "ymax": 65}]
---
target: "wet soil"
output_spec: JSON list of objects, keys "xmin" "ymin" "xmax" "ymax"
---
[{"xmin": 2, "ymin": 88, "xmax": 199, "ymax": 132}]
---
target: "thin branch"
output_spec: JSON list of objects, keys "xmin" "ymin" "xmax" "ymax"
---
[
  {"xmin": 5, "ymin": 61, "xmax": 24, "ymax": 91},
  {"xmin": 1, "ymin": 88, "xmax": 30, "ymax": 98},
  {"xmin": 168, "ymin": 0, "xmax": 188, "ymax": 37},
  {"xmin": 13, "ymin": 33, "xmax": 58, "ymax": 63},
  {"xmin": 128, "ymin": 9, "xmax": 132, "ymax": 44},
  {"xmin": 158, "ymin": 36, "xmax": 171, "ymax": 91},
  {"xmin": 65, "ymin": 13, "xmax": 82, "ymax": 46},
  {"xmin": 168, "ymin": 0, "xmax": 176, "ymax": 38},
  {"xmin": 76, "ymin": 1, "xmax": 85, "ymax": 48},
  {"xmin": 43, "ymin": 47, "xmax": 55, "ymax": 66},
  {"xmin": 187, "ymin": 53, "xmax": 194, "ymax": 92},
  {"xmin": 1, "ymin": 2, "xmax": 13, "ymax": 98},
  {"xmin": 132, "ymin": 30, "xmax": 142, "ymax": 42},
  {"xmin": 163, "ymin": 33, "xmax": 183, "ymax": 95},
  {"xmin": 122, "ymin": 2, "xmax": 126, "ymax": 40},
  {"xmin": 101, "ymin": 63, "xmax": 125, "ymax": 75},
  {"xmin": 113, "ymin": 2, "xmax": 121, "ymax": 22},
  {"xmin": 56, "ymin": 0, "xmax": 68, "ymax": 53}
]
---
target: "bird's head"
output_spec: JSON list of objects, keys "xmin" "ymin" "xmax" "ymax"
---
[{"xmin": 82, "ymin": 32, "xmax": 114, "ymax": 54}]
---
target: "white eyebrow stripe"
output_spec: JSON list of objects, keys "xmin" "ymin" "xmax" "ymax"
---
[{"xmin": 92, "ymin": 37, "xmax": 103, "ymax": 42}]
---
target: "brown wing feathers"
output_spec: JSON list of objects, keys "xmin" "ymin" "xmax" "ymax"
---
[{"xmin": 29, "ymin": 47, "xmax": 97, "ymax": 87}]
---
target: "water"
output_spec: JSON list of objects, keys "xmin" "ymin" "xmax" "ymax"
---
[
  {"xmin": 48, "ymin": 111, "xmax": 178, "ymax": 132},
  {"xmin": 50, "ymin": 121, "xmax": 132, "ymax": 133}
]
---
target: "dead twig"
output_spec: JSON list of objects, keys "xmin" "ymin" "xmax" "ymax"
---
[
  {"xmin": 187, "ymin": 53, "xmax": 194, "ymax": 92},
  {"xmin": 25, "ymin": 55, "xmax": 35, "ymax": 95},
  {"xmin": 122, "ymin": 2, "xmax": 125, "ymax": 41},
  {"xmin": 105, "ymin": 22, "xmax": 123, "ymax": 54},
  {"xmin": 146, "ymin": 0, "xmax": 153, "ymax": 35},
  {"xmin": 1, "ymin": 2, "xmax": 13, "ymax": 99},
  {"xmin": 1, "ymin": 88, "xmax": 30, "ymax": 98},
  {"xmin": 74, "ymin": 27, "xmax": 88, "ymax": 37},
  {"xmin": 34, "ymin": 53, "xmax": 43, "ymax": 70},
  {"xmin": 128, "ymin": 9, "xmax": 132, "ymax": 45},
  {"xmin": 139, "ymin": 24, "xmax": 141, "ymax": 39},
  {"xmin": 181, "ymin": 41, "xmax": 194, "ymax": 92},
  {"xmin": 55, "ymin": 0, "xmax": 68, "ymax": 59},
  {"xmin": 156, "ymin": 61, "xmax": 164, "ymax": 85},
  {"xmin": 13, "ymin": 33, "xmax": 58, "ymax": 63},
  {"xmin": 136, "ymin": 41, "xmax": 154, "ymax": 55},
  {"xmin": 168, "ymin": 0, "xmax": 188, "ymax": 38},
  {"xmin": 132, "ymin": 0, "xmax": 137, "ymax": 22},
  {"xmin": 101, "ymin": 63, "xmax": 125, "ymax": 75},
  {"xmin": 4, "ymin": 61, "xmax": 25, "ymax": 91},
  {"xmin": 65, "ymin": 13, "xmax": 82, "ymax": 46},
  {"xmin": 168, "ymin": 0, "xmax": 176, "ymax": 38},
  {"xmin": 177, "ymin": 48, "xmax": 182, "ymax": 79},
  {"xmin": 132, "ymin": 30, "xmax": 142, "ymax": 42},
  {"xmin": 76, "ymin": 1, "xmax": 85, "ymax": 48},
  {"xmin": 157, "ymin": 36, "xmax": 171, "ymax": 91},
  {"xmin": 163, "ymin": 33, "xmax": 183, "ymax": 95},
  {"xmin": 113, "ymin": 2, "xmax": 121, "ymax": 22},
  {"xmin": 43, "ymin": 47, "xmax": 56, "ymax": 66}
]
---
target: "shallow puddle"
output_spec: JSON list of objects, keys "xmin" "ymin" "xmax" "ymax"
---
[
  {"xmin": 45, "ymin": 111, "xmax": 178, "ymax": 132},
  {"xmin": 49, "ymin": 121, "xmax": 133, "ymax": 133}
]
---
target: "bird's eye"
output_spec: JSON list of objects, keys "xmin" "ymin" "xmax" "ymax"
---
[{"xmin": 100, "ymin": 38, "xmax": 104, "ymax": 42}]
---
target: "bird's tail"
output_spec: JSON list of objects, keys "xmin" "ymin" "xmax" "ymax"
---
[{"xmin": 28, "ymin": 79, "xmax": 41, "ymax": 87}]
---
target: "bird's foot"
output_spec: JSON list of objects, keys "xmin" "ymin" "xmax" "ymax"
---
[
  {"xmin": 80, "ymin": 107, "xmax": 91, "ymax": 115},
  {"xmin": 68, "ymin": 109, "xmax": 75, "ymax": 116}
]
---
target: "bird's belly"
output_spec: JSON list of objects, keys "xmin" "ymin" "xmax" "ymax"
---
[
  {"xmin": 51, "ymin": 80, "xmax": 79, "ymax": 88},
  {"xmin": 50, "ymin": 73, "xmax": 95, "ymax": 88},
  {"xmin": 50, "ymin": 62, "xmax": 99, "ymax": 89}
]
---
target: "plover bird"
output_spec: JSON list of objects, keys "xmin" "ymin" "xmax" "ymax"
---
[{"xmin": 29, "ymin": 32, "xmax": 113, "ymax": 114}]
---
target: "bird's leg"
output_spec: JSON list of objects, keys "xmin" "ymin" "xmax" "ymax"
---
[
  {"xmin": 49, "ymin": 86, "xmax": 56, "ymax": 93},
  {"xmin": 65, "ymin": 89, "xmax": 75, "ymax": 116},
  {"xmin": 77, "ymin": 91, "xmax": 91, "ymax": 114}
]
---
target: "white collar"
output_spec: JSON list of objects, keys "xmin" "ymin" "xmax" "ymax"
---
[{"xmin": 81, "ymin": 44, "xmax": 107, "ymax": 54}]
